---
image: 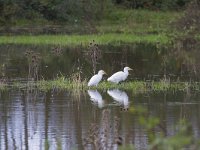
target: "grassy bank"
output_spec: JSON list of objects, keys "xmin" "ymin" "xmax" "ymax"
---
[
  {"xmin": 97, "ymin": 9, "xmax": 181, "ymax": 34},
  {"xmin": 0, "ymin": 9, "xmax": 181, "ymax": 35},
  {"xmin": 0, "ymin": 9, "xmax": 181, "ymax": 46},
  {"xmin": 36, "ymin": 80, "xmax": 200, "ymax": 92},
  {"xmin": 1, "ymin": 78, "xmax": 200, "ymax": 92}
]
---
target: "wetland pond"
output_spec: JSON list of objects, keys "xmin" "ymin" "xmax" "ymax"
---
[{"xmin": 1, "ymin": 43, "xmax": 200, "ymax": 149}]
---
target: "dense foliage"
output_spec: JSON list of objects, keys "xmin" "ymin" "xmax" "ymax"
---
[
  {"xmin": 0, "ymin": 0, "xmax": 113, "ymax": 24},
  {"xmin": 115, "ymin": 0, "xmax": 191, "ymax": 9},
  {"xmin": 0, "ymin": 0, "xmax": 192, "ymax": 25}
]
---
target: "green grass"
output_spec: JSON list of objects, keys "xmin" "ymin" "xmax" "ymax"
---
[
  {"xmin": 0, "ymin": 9, "xmax": 182, "ymax": 46},
  {"xmin": 2, "ymin": 9, "xmax": 181, "ymax": 35},
  {"xmin": 2, "ymin": 78, "xmax": 200, "ymax": 93},
  {"xmin": 98, "ymin": 9, "xmax": 181, "ymax": 34},
  {"xmin": 0, "ymin": 33, "xmax": 169, "ymax": 46},
  {"xmin": 0, "ymin": 9, "xmax": 183, "ymax": 46}
]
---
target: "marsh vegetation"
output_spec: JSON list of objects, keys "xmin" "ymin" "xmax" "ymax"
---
[{"xmin": 0, "ymin": 0, "xmax": 200, "ymax": 149}]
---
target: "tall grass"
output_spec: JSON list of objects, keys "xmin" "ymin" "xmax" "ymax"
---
[{"xmin": 0, "ymin": 83, "xmax": 7, "ymax": 91}]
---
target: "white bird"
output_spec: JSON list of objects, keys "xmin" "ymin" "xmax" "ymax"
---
[
  {"xmin": 107, "ymin": 89, "xmax": 129, "ymax": 110},
  {"xmin": 88, "ymin": 70, "xmax": 106, "ymax": 86},
  {"xmin": 107, "ymin": 67, "xmax": 133, "ymax": 84},
  {"xmin": 88, "ymin": 90, "xmax": 104, "ymax": 108}
]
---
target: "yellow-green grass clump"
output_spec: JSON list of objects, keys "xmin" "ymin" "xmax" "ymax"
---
[{"xmin": 3, "ymin": 78, "xmax": 200, "ymax": 93}]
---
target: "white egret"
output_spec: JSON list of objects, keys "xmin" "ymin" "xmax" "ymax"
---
[
  {"xmin": 88, "ymin": 70, "xmax": 106, "ymax": 86},
  {"xmin": 107, "ymin": 67, "xmax": 133, "ymax": 84},
  {"xmin": 88, "ymin": 90, "xmax": 104, "ymax": 108},
  {"xmin": 107, "ymin": 89, "xmax": 129, "ymax": 110}
]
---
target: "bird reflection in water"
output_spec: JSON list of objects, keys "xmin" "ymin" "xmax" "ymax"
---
[
  {"xmin": 107, "ymin": 89, "xmax": 129, "ymax": 111},
  {"xmin": 87, "ymin": 90, "xmax": 105, "ymax": 108}
]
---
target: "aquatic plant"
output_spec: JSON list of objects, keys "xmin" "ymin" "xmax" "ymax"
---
[
  {"xmin": 24, "ymin": 49, "xmax": 41, "ymax": 81},
  {"xmin": 0, "ymin": 82, "xmax": 7, "ymax": 91},
  {"xmin": 83, "ymin": 109, "xmax": 121, "ymax": 149},
  {"xmin": 86, "ymin": 40, "xmax": 102, "ymax": 74},
  {"xmin": 0, "ymin": 76, "xmax": 11, "ymax": 91},
  {"xmin": 69, "ymin": 62, "xmax": 87, "ymax": 89},
  {"xmin": 82, "ymin": 104, "xmax": 200, "ymax": 149},
  {"xmin": 51, "ymin": 45, "xmax": 63, "ymax": 56},
  {"xmin": 126, "ymin": 106, "xmax": 200, "ymax": 150},
  {"xmin": 44, "ymin": 139, "xmax": 50, "ymax": 150}
]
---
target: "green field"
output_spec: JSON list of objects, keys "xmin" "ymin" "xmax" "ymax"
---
[
  {"xmin": 0, "ymin": 33, "xmax": 169, "ymax": 46},
  {"xmin": 0, "ymin": 9, "xmax": 182, "ymax": 46},
  {"xmin": 97, "ymin": 9, "xmax": 181, "ymax": 34}
]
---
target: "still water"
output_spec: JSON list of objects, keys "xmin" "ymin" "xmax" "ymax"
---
[
  {"xmin": 0, "ymin": 43, "xmax": 200, "ymax": 81},
  {"xmin": 1, "ymin": 89, "xmax": 200, "ymax": 149},
  {"xmin": 0, "ymin": 43, "xmax": 200, "ymax": 149}
]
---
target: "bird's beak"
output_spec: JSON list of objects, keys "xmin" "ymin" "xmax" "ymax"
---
[
  {"xmin": 104, "ymin": 71, "xmax": 107, "ymax": 75},
  {"xmin": 128, "ymin": 67, "xmax": 133, "ymax": 70}
]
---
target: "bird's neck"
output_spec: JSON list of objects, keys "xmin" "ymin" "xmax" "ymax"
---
[
  {"xmin": 98, "ymin": 73, "xmax": 102, "ymax": 76},
  {"xmin": 124, "ymin": 70, "xmax": 129, "ymax": 75},
  {"xmin": 98, "ymin": 74, "xmax": 103, "ymax": 78}
]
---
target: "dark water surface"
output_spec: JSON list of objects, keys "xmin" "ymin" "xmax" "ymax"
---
[
  {"xmin": 0, "ymin": 43, "xmax": 199, "ymax": 81},
  {"xmin": 1, "ymin": 89, "xmax": 200, "ymax": 149}
]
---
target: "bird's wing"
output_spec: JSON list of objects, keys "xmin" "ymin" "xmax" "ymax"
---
[
  {"xmin": 88, "ymin": 90, "xmax": 102, "ymax": 101},
  {"xmin": 88, "ymin": 74, "xmax": 101, "ymax": 86},
  {"xmin": 108, "ymin": 71, "xmax": 125, "ymax": 83},
  {"xmin": 107, "ymin": 89, "xmax": 127, "ymax": 102},
  {"xmin": 88, "ymin": 90, "xmax": 104, "ymax": 108}
]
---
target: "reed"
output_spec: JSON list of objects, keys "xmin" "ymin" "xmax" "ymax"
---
[{"xmin": 0, "ymin": 83, "xmax": 7, "ymax": 90}]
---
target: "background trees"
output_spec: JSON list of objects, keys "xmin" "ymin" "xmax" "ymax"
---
[{"xmin": 0, "ymin": 0, "xmax": 192, "ymax": 26}]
